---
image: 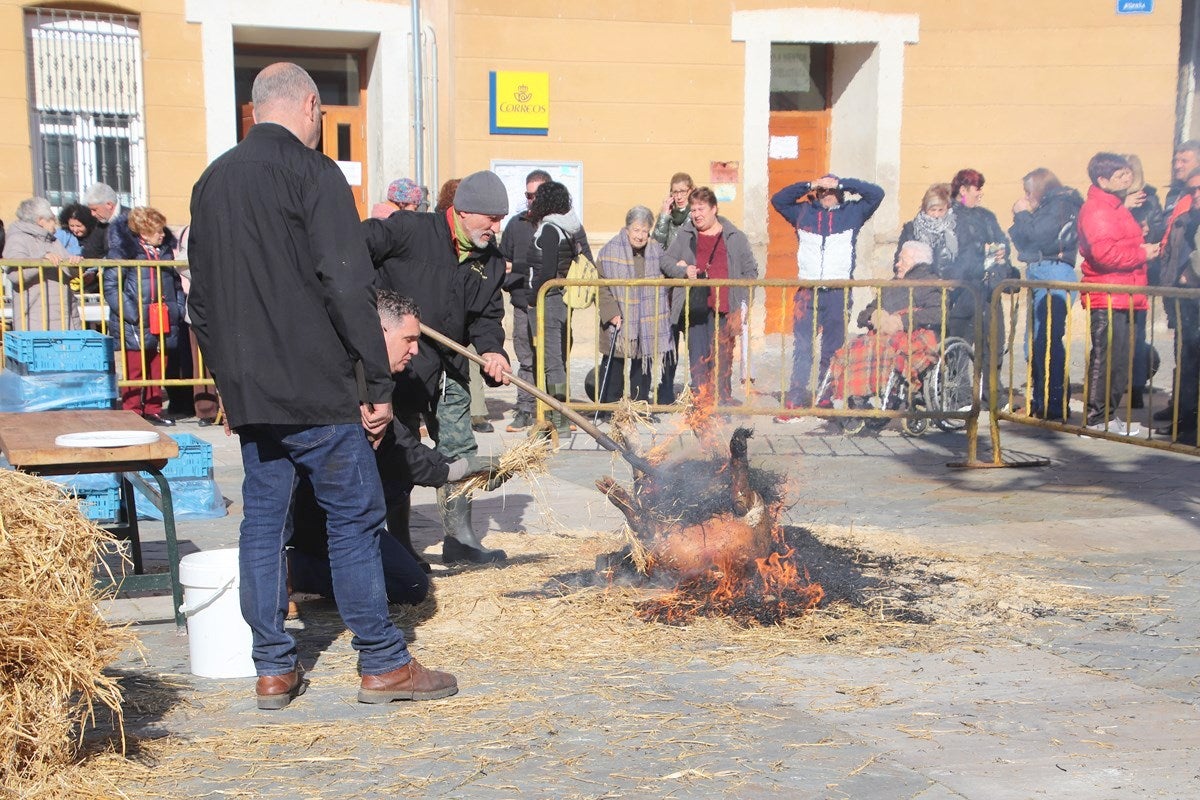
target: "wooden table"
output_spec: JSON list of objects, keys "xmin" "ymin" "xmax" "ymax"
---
[{"xmin": 0, "ymin": 410, "xmax": 185, "ymax": 628}]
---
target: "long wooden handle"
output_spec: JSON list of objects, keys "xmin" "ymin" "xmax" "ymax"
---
[{"xmin": 418, "ymin": 323, "xmax": 656, "ymax": 475}]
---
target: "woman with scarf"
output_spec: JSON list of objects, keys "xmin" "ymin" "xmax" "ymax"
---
[
  {"xmin": 595, "ymin": 206, "xmax": 687, "ymax": 406},
  {"xmin": 3, "ymin": 197, "xmax": 81, "ymax": 330},
  {"xmin": 895, "ymin": 183, "xmax": 958, "ymax": 278},
  {"xmin": 103, "ymin": 206, "xmax": 185, "ymax": 425}
]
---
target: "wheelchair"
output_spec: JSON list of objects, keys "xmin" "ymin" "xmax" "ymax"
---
[{"xmin": 815, "ymin": 336, "xmax": 976, "ymax": 436}]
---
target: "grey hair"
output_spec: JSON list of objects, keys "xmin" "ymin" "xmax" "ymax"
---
[
  {"xmin": 82, "ymin": 183, "xmax": 118, "ymax": 206},
  {"xmin": 252, "ymin": 62, "xmax": 319, "ymax": 111},
  {"xmin": 900, "ymin": 240, "xmax": 934, "ymax": 265},
  {"xmin": 16, "ymin": 197, "xmax": 54, "ymax": 224},
  {"xmin": 625, "ymin": 205, "xmax": 655, "ymax": 228},
  {"xmin": 377, "ymin": 289, "xmax": 421, "ymax": 327},
  {"xmin": 1177, "ymin": 139, "xmax": 1200, "ymax": 158}
]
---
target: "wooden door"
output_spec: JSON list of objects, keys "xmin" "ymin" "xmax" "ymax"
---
[
  {"xmin": 764, "ymin": 43, "xmax": 832, "ymax": 334},
  {"xmin": 766, "ymin": 111, "xmax": 830, "ymax": 333},
  {"xmin": 320, "ymin": 106, "xmax": 368, "ymax": 219}
]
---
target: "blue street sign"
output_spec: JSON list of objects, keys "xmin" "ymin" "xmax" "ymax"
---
[{"xmin": 1117, "ymin": 0, "xmax": 1154, "ymax": 14}]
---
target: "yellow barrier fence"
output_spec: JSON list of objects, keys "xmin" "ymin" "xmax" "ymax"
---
[
  {"xmin": 534, "ymin": 276, "xmax": 989, "ymax": 449},
  {"xmin": 984, "ymin": 279, "xmax": 1200, "ymax": 460},
  {"xmin": 0, "ymin": 260, "xmax": 214, "ymax": 395}
]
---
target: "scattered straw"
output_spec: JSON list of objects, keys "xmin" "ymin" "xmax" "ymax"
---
[
  {"xmin": 0, "ymin": 470, "xmax": 136, "ymax": 798},
  {"xmin": 447, "ymin": 436, "xmax": 554, "ymax": 500}
]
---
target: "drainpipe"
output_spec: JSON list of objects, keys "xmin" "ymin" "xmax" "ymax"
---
[
  {"xmin": 424, "ymin": 23, "xmax": 439, "ymax": 199},
  {"xmin": 410, "ymin": 0, "xmax": 424, "ymax": 188}
]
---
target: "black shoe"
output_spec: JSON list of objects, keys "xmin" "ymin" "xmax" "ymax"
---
[
  {"xmin": 144, "ymin": 413, "xmax": 176, "ymax": 427},
  {"xmin": 1152, "ymin": 405, "xmax": 1176, "ymax": 422},
  {"xmin": 197, "ymin": 417, "xmax": 218, "ymax": 428},
  {"xmin": 471, "ymin": 416, "xmax": 494, "ymax": 433}
]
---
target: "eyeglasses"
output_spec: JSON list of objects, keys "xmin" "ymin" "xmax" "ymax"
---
[
  {"xmin": 671, "ymin": 189, "xmax": 691, "ymax": 196},
  {"xmin": 525, "ymin": 192, "xmax": 536, "ymax": 200}
]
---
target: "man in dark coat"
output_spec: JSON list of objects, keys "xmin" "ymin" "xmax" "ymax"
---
[
  {"xmin": 188, "ymin": 62, "xmax": 456, "ymax": 710},
  {"xmin": 363, "ymin": 170, "xmax": 512, "ymax": 565}
]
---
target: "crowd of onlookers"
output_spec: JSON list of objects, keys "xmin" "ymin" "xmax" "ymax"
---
[
  {"xmin": 4, "ymin": 142, "xmax": 1200, "ymax": 446},
  {"xmin": 0, "ymin": 183, "xmax": 215, "ymax": 427}
]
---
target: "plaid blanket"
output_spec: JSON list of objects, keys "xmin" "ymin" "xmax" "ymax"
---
[{"xmin": 829, "ymin": 329, "xmax": 940, "ymax": 399}]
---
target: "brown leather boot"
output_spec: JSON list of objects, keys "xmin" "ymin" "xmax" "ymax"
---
[
  {"xmin": 358, "ymin": 658, "xmax": 458, "ymax": 703},
  {"xmin": 256, "ymin": 666, "xmax": 307, "ymax": 710}
]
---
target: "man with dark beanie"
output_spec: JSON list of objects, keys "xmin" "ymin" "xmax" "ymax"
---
[{"xmin": 364, "ymin": 170, "xmax": 512, "ymax": 565}]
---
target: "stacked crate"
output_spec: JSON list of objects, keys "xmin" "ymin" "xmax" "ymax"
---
[
  {"xmin": 0, "ymin": 331, "xmax": 117, "ymax": 412},
  {"xmin": 0, "ymin": 331, "xmax": 119, "ymax": 522},
  {"xmin": 132, "ymin": 433, "xmax": 226, "ymax": 520}
]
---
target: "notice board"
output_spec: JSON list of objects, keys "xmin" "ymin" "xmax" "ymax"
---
[{"xmin": 490, "ymin": 159, "xmax": 585, "ymax": 228}]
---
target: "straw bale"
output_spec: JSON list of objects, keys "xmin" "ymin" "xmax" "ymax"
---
[{"xmin": 0, "ymin": 470, "xmax": 134, "ymax": 798}]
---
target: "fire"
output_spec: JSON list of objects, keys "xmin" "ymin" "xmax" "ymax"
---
[
  {"xmin": 600, "ymin": 411, "xmax": 823, "ymax": 627},
  {"xmin": 635, "ymin": 537, "xmax": 824, "ymax": 627}
]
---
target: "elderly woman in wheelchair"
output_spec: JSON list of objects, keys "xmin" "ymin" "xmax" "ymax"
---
[{"xmin": 818, "ymin": 241, "xmax": 974, "ymax": 435}]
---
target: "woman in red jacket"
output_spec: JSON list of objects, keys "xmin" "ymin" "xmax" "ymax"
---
[{"xmin": 1077, "ymin": 153, "xmax": 1161, "ymax": 435}]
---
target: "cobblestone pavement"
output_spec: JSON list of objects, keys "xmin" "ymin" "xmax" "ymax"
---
[{"xmin": 97, "ymin": 397, "xmax": 1199, "ymax": 799}]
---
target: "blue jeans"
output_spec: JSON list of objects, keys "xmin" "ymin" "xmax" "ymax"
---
[
  {"xmin": 1026, "ymin": 260, "xmax": 1076, "ymax": 418},
  {"xmin": 238, "ymin": 423, "xmax": 410, "ymax": 677},
  {"xmin": 788, "ymin": 288, "xmax": 847, "ymax": 406}
]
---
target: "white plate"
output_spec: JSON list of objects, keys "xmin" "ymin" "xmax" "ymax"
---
[{"xmin": 55, "ymin": 430, "xmax": 161, "ymax": 448}]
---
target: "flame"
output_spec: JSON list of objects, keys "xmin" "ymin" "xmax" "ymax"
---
[{"xmin": 636, "ymin": 542, "xmax": 823, "ymax": 627}]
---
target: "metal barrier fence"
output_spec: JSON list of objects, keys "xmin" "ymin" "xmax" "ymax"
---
[
  {"xmin": 0, "ymin": 260, "xmax": 214, "ymax": 393},
  {"xmin": 983, "ymin": 279, "xmax": 1200, "ymax": 460},
  {"xmin": 533, "ymin": 276, "xmax": 986, "ymax": 437}
]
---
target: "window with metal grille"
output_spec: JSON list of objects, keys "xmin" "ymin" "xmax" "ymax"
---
[{"xmin": 24, "ymin": 8, "xmax": 147, "ymax": 209}]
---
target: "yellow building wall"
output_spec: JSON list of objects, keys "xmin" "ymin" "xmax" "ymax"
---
[
  {"xmin": 0, "ymin": 0, "xmax": 205, "ymax": 226},
  {"xmin": 446, "ymin": 0, "xmax": 1182, "ymax": 242}
]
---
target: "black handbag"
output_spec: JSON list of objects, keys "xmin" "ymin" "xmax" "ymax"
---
[{"xmin": 687, "ymin": 235, "xmax": 724, "ymax": 323}]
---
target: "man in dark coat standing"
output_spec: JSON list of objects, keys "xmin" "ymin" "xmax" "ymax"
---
[
  {"xmin": 187, "ymin": 62, "xmax": 456, "ymax": 710},
  {"xmin": 363, "ymin": 170, "xmax": 512, "ymax": 565}
]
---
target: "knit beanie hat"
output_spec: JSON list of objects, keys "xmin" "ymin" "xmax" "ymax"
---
[
  {"xmin": 387, "ymin": 178, "xmax": 423, "ymax": 206},
  {"xmin": 453, "ymin": 171, "xmax": 509, "ymax": 216}
]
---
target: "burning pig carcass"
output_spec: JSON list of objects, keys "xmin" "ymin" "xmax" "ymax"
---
[{"xmin": 596, "ymin": 428, "xmax": 824, "ymax": 625}]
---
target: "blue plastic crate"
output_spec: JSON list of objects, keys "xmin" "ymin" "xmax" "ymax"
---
[
  {"xmin": 0, "ymin": 369, "xmax": 117, "ymax": 412},
  {"xmin": 139, "ymin": 433, "xmax": 213, "ymax": 481},
  {"xmin": 71, "ymin": 485, "xmax": 122, "ymax": 523},
  {"xmin": 3, "ymin": 330, "xmax": 114, "ymax": 374},
  {"xmin": 50, "ymin": 472, "xmax": 121, "ymax": 523}
]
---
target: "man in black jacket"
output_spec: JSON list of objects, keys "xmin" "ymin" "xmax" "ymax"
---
[
  {"xmin": 364, "ymin": 170, "xmax": 512, "ymax": 565},
  {"xmin": 188, "ymin": 62, "xmax": 456, "ymax": 710}
]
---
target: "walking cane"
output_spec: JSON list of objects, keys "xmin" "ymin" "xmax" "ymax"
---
[{"xmin": 594, "ymin": 322, "xmax": 620, "ymax": 424}]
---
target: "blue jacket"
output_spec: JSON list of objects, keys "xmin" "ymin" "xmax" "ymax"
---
[{"xmin": 770, "ymin": 178, "xmax": 884, "ymax": 281}]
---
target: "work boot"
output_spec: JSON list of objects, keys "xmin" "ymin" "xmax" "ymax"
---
[
  {"xmin": 548, "ymin": 382, "xmax": 572, "ymax": 437},
  {"xmin": 256, "ymin": 666, "xmax": 307, "ymax": 710},
  {"xmin": 437, "ymin": 484, "xmax": 506, "ymax": 564},
  {"xmin": 505, "ymin": 410, "xmax": 534, "ymax": 432},
  {"xmin": 358, "ymin": 658, "xmax": 458, "ymax": 703},
  {"xmin": 387, "ymin": 493, "xmax": 430, "ymax": 574}
]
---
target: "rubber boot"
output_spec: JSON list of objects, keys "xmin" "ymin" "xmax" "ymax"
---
[
  {"xmin": 548, "ymin": 382, "xmax": 572, "ymax": 437},
  {"xmin": 437, "ymin": 484, "xmax": 506, "ymax": 564},
  {"xmin": 387, "ymin": 493, "xmax": 430, "ymax": 574}
]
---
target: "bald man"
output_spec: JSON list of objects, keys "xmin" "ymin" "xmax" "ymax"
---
[{"xmin": 188, "ymin": 62, "xmax": 456, "ymax": 710}]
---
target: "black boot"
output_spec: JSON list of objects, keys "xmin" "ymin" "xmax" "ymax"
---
[
  {"xmin": 387, "ymin": 493, "xmax": 430, "ymax": 574},
  {"xmin": 437, "ymin": 485, "xmax": 506, "ymax": 565}
]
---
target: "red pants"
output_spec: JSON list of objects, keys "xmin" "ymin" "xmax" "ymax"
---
[{"xmin": 122, "ymin": 349, "xmax": 164, "ymax": 416}]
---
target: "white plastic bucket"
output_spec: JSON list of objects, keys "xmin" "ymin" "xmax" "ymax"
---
[{"xmin": 178, "ymin": 548, "xmax": 255, "ymax": 679}]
